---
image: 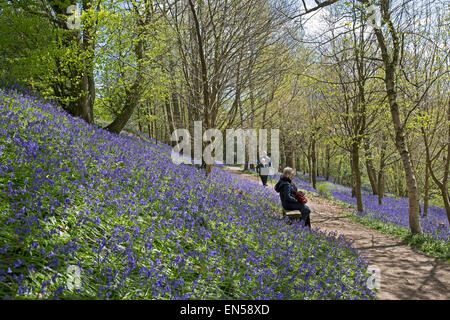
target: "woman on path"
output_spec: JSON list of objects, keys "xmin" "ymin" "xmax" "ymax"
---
[
  {"xmin": 274, "ymin": 167, "xmax": 311, "ymax": 228},
  {"xmin": 256, "ymin": 152, "xmax": 272, "ymax": 187}
]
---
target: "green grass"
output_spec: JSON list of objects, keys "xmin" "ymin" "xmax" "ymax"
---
[
  {"xmin": 242, "ymin": 169, "xmax": 259, "ymax": 176},
  {"xmin": 316, "ymin": 182, "xmax": 333, "ymax": 199}
]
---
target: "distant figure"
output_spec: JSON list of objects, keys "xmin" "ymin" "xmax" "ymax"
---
[
  {"xmin": 274, "ymin": 167, "xmax": 311, "ymax": 228},
  {"xmin": 256, "ymin": 152, "xmax": 272, "ymax": 187}
]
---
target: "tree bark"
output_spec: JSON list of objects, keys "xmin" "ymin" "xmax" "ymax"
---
[
  {"xmin": 377, "ymin": 170, "xmax": 385, "ymax": 205},
  {"xmin": 165, "ymin": 97, "xmax": 175, "ymax": 146},
  {"xmin": 137, "ymin": 107, "xmax": 143, "ymax": 133},
  {"xmin": 364, "ymin": 138, "xmax": 378, "ymax": 195},
  {"xmin": 423, "ymin": 99, "xmax": 450, "ymax": 223},
  {"xmin": 325, "ymin": 145, "xmax": 331, "ymax": 181},
  {"xmin": 188, "ymin": 0, "xmax": 213, "ymax": 176},
  {"xmin": 351, "ymin": 142, "xmax": 364, "ymax": 212},
  {"xmin": 423, "ymin": 163, "xmax": 429, "ymax": 217},
  {"xmin": 377, "ymin": 137, "xmax": 387, "ymax": 205},
  {"xmin": 336, "ymin": 156, "xmax": 342, "ymax": 184},
  {"xmin": 351, "ymin": 156, "xmax": 356, "ymax": 198},
  {"xmin": 105, "ymin": 22, "xmax": 144, "ymax": 134},
  {"xmin": 373, "ymin": 2, "xmax": 422, "ymax": 233},
  {"xmin": 311, "ymin": 133, "xmax": 317, "ymax": 189},
  {"xmin": 76, "ymin": 0, "xmax": 96, "ymax": 124}
]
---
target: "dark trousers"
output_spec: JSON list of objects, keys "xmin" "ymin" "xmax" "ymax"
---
[
  {"xmin": 285, "ymin": 203, "xmax": 311, "ymax": 227},
  {"xmin": 260, "ymin": 175, "xmax": 268, "ymax": 186},
  {"xmin": 301, "ymin": 205, "xmax": 311, "ymax": 228}
]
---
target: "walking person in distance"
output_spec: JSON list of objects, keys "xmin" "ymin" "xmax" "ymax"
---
[{"xmin": 256, "ymin": 152, "xmax": 272, "ymax": 187}]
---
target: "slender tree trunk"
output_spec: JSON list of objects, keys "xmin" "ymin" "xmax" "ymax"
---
[
  {"xmin": 147, "ymin": 122, "xmax": 151, "ymax": 139},
  {"xmin": 325, "ymin": 145, "xmax": 330, "ymax": 181},
  {"xmin": 152, "ymin": 107, "xmax": 158, "ymax": 145},
  {"xmin": 391, "ymin": 102, "xmax": 422, "ymax": 232},
  {"xmin": 377, "ymin": 138, "xmax": 387, "ymax": 205},
  {"xmin": 238, "ymin": 102, "xmax": 248, "ymax": 170},
  {"xmin": 137, "ymin": 107, "xmax": 143, "ymax": 133},
  {"xmin": 311, "ymin": 134, "xmax": 317, "ymax": 189},
  {"xmin": 106, "ymin": 35, "xmax": 144, "ymax": 134},
  {"xmin": 302, "ymin": 154, "xmax": 307, "ymax": 174},
  {"xmin": 423, "ymin": 163, "xmax": 429, "ymax": 217},
  {"xmin": 351, "ymin": 142, "xmax": 364, "ymax": 212},
  {"xmin": 364, "ymin": 138, "xmax": 378, "ymax": 195},
  {"xmin": 165, "ymin": 97, "xmax": 176, "ymax": 146},
  {"xmin": 336, "ymin": 156, "xmax": 342, "ymax": 184},
  {"xmin": 46, "ymin": 1, "xmax": 96, "ymax": 123},
  {"xmin": 374, "ymin": 3, "xmax": 421, "ymax": 233},
  {"xmin": 172, "ymin": 91, "xmax": 182, "ymax": 132},
  {"xmin": 423, "ymin": 100, "xmax": 450, "ymax": 223},
  {"xmin": 188, "ymin": 0, "xmax": 213, "ymax": 176},
  {"xmin": 77, "ymin": 1, "xmax": 96, "ymax": 124},
  {"xmin": 441, "ymin": 100, "xmax": 450, "ymax": 223},
  {"xmin": 351, "ymin": 156, "xmax": 356, "ymax": 198},
  {"xmin": 377, "ymin": 170, "xmax": 385, "ymax": 205},
  {"xmin": 307, "ymin": 142, "xmax": 312, "ymax": 183},
  {"xmin": 286, "ymin": 149, "xmax": 294, "ymax": 169}
]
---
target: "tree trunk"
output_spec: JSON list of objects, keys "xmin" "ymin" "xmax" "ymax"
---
[
  {"xmin": 377, "ymin": 170, "xmax": 385, "ymax": 205},
  {"xmin": 423, "ymin": 164, "xmax": 429, "ymax": 217},
  {"xmin": 351, "ymin": 156, "xmax": 356, "ymax": 198},
  {"xmin": 302, "ymin": 154, "xmax": 307, "ymax": 175},
  {"xmin": 374, "ymin": 4, "xmax": 421, "ymax": 233},
  {"xmin": 311, "ymin": 134, "xmax": 317, "ymax": 189},
  {"xmin": 286, "ymin": 149, "xmax": 294, "ymax": 169},
  {"xmin": 45, "ymin": 1, "xmax": 95, "ymax": 123},
  {"xmin": 147, "ymin": 121, "xmax": 152, "ymax": 139},
  {"xmin": 441, "ymin": 100, "xmax": 450, "ymax": 224},
  {"xmin": 423, "ymin": 99, "xmax": 450, "ymax": 224},
  {"xmin": 351, "ymin": 143, "xmax": 364, "ymax": 212},
  {"xmin": 364, "ymin": 138, "xmax": 378, "ymax": 195},
  {"xmin": 336, "ymin": 156, "xmax": 342, "ymax": 184},
  {"xmin": 105, "ymin": 34, "xmax": 144, "ymax": 134},
  {"xmin": 377, "ymin": 138, "xmax": 387, "ymax": 205},
  {"xmin": 172, "ymin": 91, "xmax": 182, "ymax": 132},
  {"xmin": 390, "ymin": 98, "xmax": 422, "ymax": 232},
  {"xmin": 137, "ymin": 107, "xmax": 143, "ymax": 133},
  {"xmin": 325, "ymin": 145, "xmax": 330, "ymax": 181},
  {"xmin": 307, "ymin": 142, "xmax": 312, "ymax": 183},
  {"xmin": 165, "ymin": 97, "xmax": 176, "ymax": 146},
  {"xmin": 188, "ymin": 0, "xmax": 213, "ymax": 176},
  {"xmin": 77, "ymin": 1, "xmax": 96, "ymax": 124}
]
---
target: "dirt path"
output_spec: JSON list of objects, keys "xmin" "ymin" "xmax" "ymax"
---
[{"xmin": 224, "ymin": 166, "xmax": 450, "ymax": 300}]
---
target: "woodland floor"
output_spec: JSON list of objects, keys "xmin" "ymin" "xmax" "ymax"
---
[{"xmin": 224, "ymin": 166, "xmax": 450, "ymax": 300}]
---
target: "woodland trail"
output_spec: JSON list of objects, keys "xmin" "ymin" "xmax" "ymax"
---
[{"xmin": 224, "ymin": 166, "xmax": 450, "ymax": 300}]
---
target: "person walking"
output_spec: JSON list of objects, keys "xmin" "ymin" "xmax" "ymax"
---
[
  {"xmin": 256, "ymin": 152, "xmax": 272, "ymax": 187},
  {"xmin": 274, "ymin": 167, "xmax": 311, "ymax": 228}
]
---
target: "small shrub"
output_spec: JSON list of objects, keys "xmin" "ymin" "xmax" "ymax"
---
[{"xmin": 317, "ymin": 182, "xmax": 333, "ymax": 199}]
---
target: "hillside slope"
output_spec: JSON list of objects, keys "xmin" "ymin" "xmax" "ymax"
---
[{"xmin": 0, "ymin": 89, "xmax": 375, "ymax": 299}]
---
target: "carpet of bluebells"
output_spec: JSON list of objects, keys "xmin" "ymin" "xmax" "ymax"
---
[
  {"xmin": 0, "ymin": 89, "xmax": 375, "ymax": 299},
  {"xmin": 289, "ymin": 174, "xmax": 449, "ymax": 243}
]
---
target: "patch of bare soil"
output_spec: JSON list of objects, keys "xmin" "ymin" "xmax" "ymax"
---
[{"xmin": 224, "ymin": 166, "xmax": 450, "ymax": 300}]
